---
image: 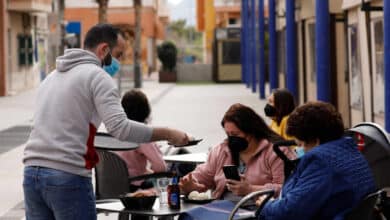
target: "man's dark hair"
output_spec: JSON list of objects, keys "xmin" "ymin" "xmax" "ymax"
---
[
  {"xmin": 286, "ymin": 101, "xmax": 344, "ymax": 144},
  {"xmin": 121, "ymin": 89, "xmax": 151, "ymax": 123},
  {"xmin": 83, "ymin": 23, "xmax": 120, "ymax": 50},
  {"xmin": 272, "ymin": 88, "xmax": 296, "ymax": 125}
]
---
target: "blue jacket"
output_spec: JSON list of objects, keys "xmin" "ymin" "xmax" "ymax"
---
[{"xmin": 259, "ymin": 137, "xmax": 376, "ymax": 220}]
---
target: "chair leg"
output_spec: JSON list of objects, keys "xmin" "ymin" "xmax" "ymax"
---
[
  {"xmin": 130, "ymin": 214, "xmax": 151, "ymax": 220},
  {"xmin": 118, "ymin": 212, "xmax": 130, "ymax": 220},
  {"xmin": 158, "ymin": 217, "xmax": 174, "ymax": 220}
]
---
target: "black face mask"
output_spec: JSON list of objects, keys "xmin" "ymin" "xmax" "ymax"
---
[
  {"xmin": 228, "ymin": 136, "xmax": 249, "ymax": 153},
  {"xmin": 264, "ymin": 104, "xmax": 277, "ymax": 117},
  {"xmin": 102, "ymin": 50, "xmax": 112, "ymax": 66}
]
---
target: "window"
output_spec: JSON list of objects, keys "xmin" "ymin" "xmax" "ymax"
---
[
  {"xmin": 229, "ymin": 18, "xmax": 237, "ymax": 25},
  {"xmin": 371, "ymin": 19, "xmax": 384, "ymax": 116},
  {"xmin": 18, "ymin": 35, "xmax": 33, "ymax": 66},
  {"xmin": 348, "ymin": 24, "xmax": 363, "ymax": 110},
  {"xmin": 277, "ymin": 29, "xmax": 286, "ymax": 74},
  {"xmin": 308, "ymin": 23, "xmax": 316, "ymax": 82},
  {"xmin": 222, "ymin": 41, "xmax": 240, "ymax": 64}
]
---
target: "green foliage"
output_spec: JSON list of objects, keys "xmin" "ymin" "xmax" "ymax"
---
[
  {"xmin": 157, "ymin": 41, "xmax": 178, "ymax": 72},
  {"xmin": 167, "ymin": 19, "xmax": 203, "ymax": 62}
]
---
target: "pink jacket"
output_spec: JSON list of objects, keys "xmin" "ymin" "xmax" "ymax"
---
[
  {"xmin": 188, "ymin": 139, "xmax": 293, "ymax": 199},
  {"xmin": 116, "ymin": 142, "xmax": 167, "ymax": 185}
]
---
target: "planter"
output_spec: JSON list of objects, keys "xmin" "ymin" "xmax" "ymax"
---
[{"xmin": 159, "ymin": 70, "xmax": 177, "ymax": 83}]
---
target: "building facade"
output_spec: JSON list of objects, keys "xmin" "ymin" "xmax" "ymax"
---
[
  {"xmin": 196, "ymin": 0, "xmax": 241, "ymax": 63},
  {"xmin": 242, "ymin": 0, "xmax": 388, "ymax": 129},
  {"xmin": 0, "ymin": 0, "xmax": 52, "ymax": 96},
  {"xmin": 64, "ymin": 0, "xmax": 169, "ymax": 74}
]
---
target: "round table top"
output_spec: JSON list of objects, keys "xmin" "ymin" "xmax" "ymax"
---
[{"xmin": 94, "ymin": 133, "xmax": 139, "ymax": 151}]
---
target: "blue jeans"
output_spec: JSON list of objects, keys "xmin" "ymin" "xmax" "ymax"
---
[{"xmin": 23, "ymin": 166, "xmax": 96, "ymax": 220}]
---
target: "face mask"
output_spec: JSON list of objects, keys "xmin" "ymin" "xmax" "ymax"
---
[
  {"xmin": 102, "ymin": 49, "xmax": 112, "ymax": 66},
  {"xmin": 103, "ymin": 57, "xmax": 121, "ymax": 77},
  {"xmin": 228, "ymin": 136, "xmax": 249, "ymax": 153},
  {"xmin": 264, "ymin": 104, "xmax": 277, "ymax": 117},
  {"xmin": 295, "ymin": 146, "xmax": 305, "ymax": 158}
]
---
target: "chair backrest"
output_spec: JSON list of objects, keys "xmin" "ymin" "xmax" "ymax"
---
[
  {"xmin": 346, "ymin": 122, "xmax": 390, "ymax": 189},
  {"xmin": 273, "ymin": 140, "xmax": 299, "ymax": 180},
  {"xmin": 344, "ymin": 191, "xmax": 381, "ymax": 220},
  {"xmin": 95, "ymin": 150, "xmax": 130, "ymax": 200}
]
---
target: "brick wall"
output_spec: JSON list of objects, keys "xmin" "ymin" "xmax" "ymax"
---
[{"xmin": 65, "ymin": 6, "xmax": 166, "ymax": 44}]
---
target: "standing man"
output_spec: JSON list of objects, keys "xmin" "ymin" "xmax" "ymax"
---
[{"xmin": 23, "ymin": 24, "xmax": 189, "ymax": 220}]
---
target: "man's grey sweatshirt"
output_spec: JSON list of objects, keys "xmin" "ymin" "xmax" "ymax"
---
[{"xmin": 23, "ymin": 49, "xmax": 153, "ymax": 177}]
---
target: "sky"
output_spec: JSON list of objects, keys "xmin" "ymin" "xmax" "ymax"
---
[{"xmin": 167, "ymin": 0, "xmax": 196, "ymax": 26}]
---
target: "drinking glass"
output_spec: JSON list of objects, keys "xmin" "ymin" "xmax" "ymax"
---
[{"xmin": 156, "ymin": 177, "xmax": 170, "ymax": 206}]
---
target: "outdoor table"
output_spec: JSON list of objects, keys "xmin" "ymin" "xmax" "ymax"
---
[
  {"xmin": 94, "ymin": 132, "xmax": 139, "ymax": 151},
  {"xmin": 96, "ymin": 197, "xmax": 201, "ymax": 218},
  {"xmin": 163, "ymin": 152, "xmax": 207, "ymax": 164}
]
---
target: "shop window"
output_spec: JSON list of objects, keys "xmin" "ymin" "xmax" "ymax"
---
[
  {"xmin": 277, "ymin": 29, "xmax": 286, "ymax": 74},
  {"xmin": 308, "ymin": 23, "xmax": 316, "ymax": 82},
  {"xmin": 222, "ymin": 41, "xmax": 240, "ymax": 64},
  {"xmin": 348, "ymin": 24, "xmax": 363, "ymax": 110},
  {"xmin": 371, "ymin": 19, "xmax": 384, "ymax": 117},
  {"xmin": 18, "ymin": 35, "xmax": 33, "ymax": 66}
]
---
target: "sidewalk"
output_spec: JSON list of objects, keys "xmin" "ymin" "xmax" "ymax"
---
[{"xmin": 0, "ymin": 76, "xmax": 268, "ymax": 219}]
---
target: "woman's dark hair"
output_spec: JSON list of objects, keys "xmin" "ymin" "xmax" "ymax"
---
[
  {"xmin": 221, "ymin": 103, "xmax": 283, "ymax": 143},
  {"xmin": 272, "ymin": 88, "xmax": 296, "ymax": 125},
  {"xmin": 286, "ymin": 101, "xmax": 344, "ymax": 144},
  {"xmin": 221, "ymin": 104, "xmax": 284, "ymax": 165},
  {"xmin": 121, "ymin": 89, "xmax": 151, "ymax": 123},
  {"xmin": 83, "ymin": 23, "xmax": 120, "ymax": 50}
]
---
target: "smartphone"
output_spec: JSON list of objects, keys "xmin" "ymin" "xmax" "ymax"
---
[
  {"xmin": 223, "ymin": 165, "xmax": 240, "ymax": 181},
  {"xmin": 172, "ymin": 139, "xmax": 203, "ymax": 147}
]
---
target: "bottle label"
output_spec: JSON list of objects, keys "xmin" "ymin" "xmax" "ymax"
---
[{"xmin": 169, "ymin": 192, "xmax": 180, "ymax": 208}]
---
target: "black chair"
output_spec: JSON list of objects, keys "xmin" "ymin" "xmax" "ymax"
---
[
  {"xmin": 272, "ymin": 140, "xmax": 299, "ymax": 180},
  {"xmin": 95, "ymin": 149, "xmax": 173, "ymax": 220},
  {"xmin": 344, "ymin": 190, "xmax": 382, "ymax": 220}
]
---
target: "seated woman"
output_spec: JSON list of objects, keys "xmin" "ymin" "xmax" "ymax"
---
[
  {"xmin": 116, "ymin": 89, "xmax": 167, "ymax": 191},
  {"xmin": 264, "ymin": 88, "xmax": 295, "ymax": 140},
  {"xmin": 179, "ymin": 103, "xmax": 295, "ymax": 200},
  {"xmin": 258, "ymin": 101, "xmax": 376, "ymax": 220}
]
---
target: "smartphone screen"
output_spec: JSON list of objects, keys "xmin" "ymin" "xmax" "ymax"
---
[{"xmin": 223, "ymin": 165, "xmax": 240, "ymax": 181}]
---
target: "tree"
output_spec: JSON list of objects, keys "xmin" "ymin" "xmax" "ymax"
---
[
  {"xmin": 58, "ymin": 0, "xmax": 65, "ymax": 55},
  {"xmin": 157, "ymin": 41, "xmax": 177, "ymax": 72},
  {"xmin": 134, "ymin": 0, "xmax": 142, "ymax": 88},
  {"xmin": 96, "ymin": 0, "xmax": 109, "ymax": 23}
]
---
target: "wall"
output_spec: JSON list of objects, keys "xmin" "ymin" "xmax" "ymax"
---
[
  {"xmin": 7, "ymin": 12, "xmax": 40, "ymax": 95},
  {"xmin": 7, "ymin": 0, "xmax": 51, "ymax": 12},
  {"xmin": 65, "ymin": 0, "xmax": 158, "ymax": 8},
  {"xmin": 0, "ymin": 0, "xmax": 6, "ymax": 96},
  {"xmin": 177, "ymin": 63, "xmax": 212, "ymax": 82},
  {"xmin": 370, "ymin": 0, "xmax": 384, "ymax": 126},
  {"xmin": 65, "ymin": 7, "xmax": 164, "ymax": 43}
]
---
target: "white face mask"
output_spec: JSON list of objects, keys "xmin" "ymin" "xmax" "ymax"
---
[{"xmin": 295, "ymin": 146, "xmax": 305, "ymax": 158}]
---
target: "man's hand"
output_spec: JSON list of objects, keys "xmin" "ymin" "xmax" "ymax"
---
[
  {"xmin": 151, "ymin": 127, "xmax": 189, "ymax": 146},
  {"xmin": 168, "ymin": 129, "xmax": 190, "ymax": 147}
]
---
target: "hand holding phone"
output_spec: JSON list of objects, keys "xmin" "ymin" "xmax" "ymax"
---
[
  {"xmin": 170, "ymin": 139, "xmax": 203, "ymax": 147},
  {"xmin": 223, "ymin": 165, "xmax": 240, "ymax": 181}
]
